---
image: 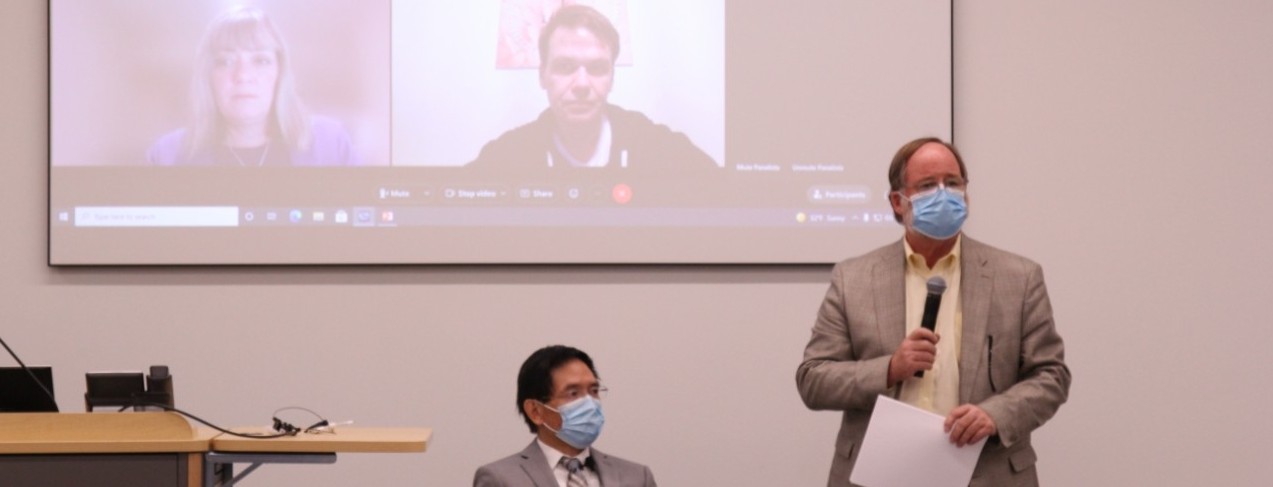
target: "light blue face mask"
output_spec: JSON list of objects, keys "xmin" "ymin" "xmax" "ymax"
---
[
  {"xmin": 904, "ymin": 187, "xmax": 967, "ymax": 240},
  {"xmin": 542, "ymin": 396, "xmax": 605, "ymax": 449}
]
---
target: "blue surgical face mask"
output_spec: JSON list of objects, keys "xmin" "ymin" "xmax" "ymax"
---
[
  {"xmin": 541, "ymin": 396, "xmax": 605, "ymax": 449},
  {"xmin": 903, "ymin": 187, "xmax": 967, "ymax": 240}
]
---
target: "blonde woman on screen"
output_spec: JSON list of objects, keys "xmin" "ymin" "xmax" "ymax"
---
[{"xmin": 147, "ymin": 7, "xmax": 359, "ymax": 166}]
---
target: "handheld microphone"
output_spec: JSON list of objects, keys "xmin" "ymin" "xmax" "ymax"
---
[{"xmin": 915, "ymin": 276, "xmax": 948, "ymax": 378}]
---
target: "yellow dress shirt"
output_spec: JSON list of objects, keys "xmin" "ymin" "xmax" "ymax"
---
[{"xmin": 898, "ymin": 236, "xmax": 963, "ymax": 416}]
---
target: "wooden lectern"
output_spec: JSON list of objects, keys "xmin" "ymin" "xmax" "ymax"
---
[
  {"xmin": 0, "ymin": 412, "xmax": 432, "ymax": 486},
  {"xmin": 0, "ymin": 412, "xmax": 213, "ymax": 486}
]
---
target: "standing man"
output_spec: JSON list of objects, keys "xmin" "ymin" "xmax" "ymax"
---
[
  {"xmin": 796, "ymin": 137, "xmax": 1070, "ymax": 486},
  {"xmin": 468, "ymin": 4, "xmax": 716, "ymax": 172},
  {"xmin": 475, "ymin": 345, "xmax": 657, "ymax": 487}
]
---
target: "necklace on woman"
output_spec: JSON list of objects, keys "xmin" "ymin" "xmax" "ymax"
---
[{"xmin": 230, "ymin": 142, "xmax": 271, "ymax": 167}]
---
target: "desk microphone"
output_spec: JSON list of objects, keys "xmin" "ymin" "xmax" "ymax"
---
[{"xmin": 915, "ymin": 276, "xmax": 948, "ymax": 379}]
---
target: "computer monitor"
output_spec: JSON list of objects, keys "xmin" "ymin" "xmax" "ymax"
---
[{"xmin": 0, "ymin": 366, "xmax": 58, "ymax": 412}]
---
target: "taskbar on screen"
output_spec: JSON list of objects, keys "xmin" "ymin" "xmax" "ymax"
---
[{"xmin": 52, "ymin": 206, "xmax": 897, "ymax": 229}]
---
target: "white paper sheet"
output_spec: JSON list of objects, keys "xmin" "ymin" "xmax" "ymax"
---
[{"xmin": 849, "ymin": 395, "xmax": 987, "ymax": 487}]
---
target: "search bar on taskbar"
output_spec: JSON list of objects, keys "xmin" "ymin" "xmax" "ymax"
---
[{"xmin": 74, "ymin": 206, "xmax": 239, "ymax": 227}]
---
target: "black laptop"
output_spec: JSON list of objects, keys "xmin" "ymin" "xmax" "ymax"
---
[{"xmin": 0, "ymin": 366, "xmax": 58, "ymax": 412}]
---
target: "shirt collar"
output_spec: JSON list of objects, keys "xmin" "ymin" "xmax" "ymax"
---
[
  {"xmin": 552, "ymin": 117, "xmax": 613, "ymax": 168},
  {"xmin": 904, "ymin": 234, "xmax": 962, "ymax": 273},
  {"xmin": 536, "ymin": 437, "xmax": 592, "ymax": 470}
]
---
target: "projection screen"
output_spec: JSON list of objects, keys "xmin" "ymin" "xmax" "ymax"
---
[{"xmin": 48, "ymin": 0, "xmax": 951, "ymax": 265}]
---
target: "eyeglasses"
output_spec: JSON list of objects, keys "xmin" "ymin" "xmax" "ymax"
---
[
  {"xmin": 906, "ymin": 176, "xmax": 967, "ymax": 195},
  {"xmin": 551, "ymin": 384, "xmax": 609, "ymax": 403}
]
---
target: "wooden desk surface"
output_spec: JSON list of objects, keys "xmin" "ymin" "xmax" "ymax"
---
[
  {"xmin": 211, "ymin": 427, "xmax": 431, "ymax": 454},
  {"xmin": 0, "ymin": 413, "xmax": 429, "ymax": 456},
  {"xmin": 0, "ymin": 412, "xmax": 214, "ymax": 454}
]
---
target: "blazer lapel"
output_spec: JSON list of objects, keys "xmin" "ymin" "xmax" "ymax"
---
[
  {"xmin": 958, "ymin": 237, "xmax": 993, "ymax": 403},
  {"xmin": 517, "ymin": 440, "xmax": 561, "ymax": 487},
  {"xmin": 591, "ymin": 448, "xmax": 621, "ymax": 487},
  {"xmin": 873, "ymin": 241, "xmax": 908, "ymax": 354}
]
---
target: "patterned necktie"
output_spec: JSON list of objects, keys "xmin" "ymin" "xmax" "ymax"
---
[{"xmin": 560, "ymin": 456, "xmax": 588, "ymax": 487}]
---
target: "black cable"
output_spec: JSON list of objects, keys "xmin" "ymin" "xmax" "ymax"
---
[
  {"xmin": 271, "ymin": 406, "xmax": 330, "ymax": 434},
  {"xmin": 129, "ymin": 401, "xmax": 296, "ymax": 439}
]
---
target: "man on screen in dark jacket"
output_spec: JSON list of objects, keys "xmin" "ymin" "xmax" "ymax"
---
[{"xmin": 468, "ymin": 5, "xmax": 716, "ymax": 173}]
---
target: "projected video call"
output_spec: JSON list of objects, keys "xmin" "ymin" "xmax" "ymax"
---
[
  {"xmin": 49, "ymin": 0, "xmax": 951, "ymax": 264},
  {"xmin": 51, "ymin": 0, "xmax": 720, "ymax": 170}
]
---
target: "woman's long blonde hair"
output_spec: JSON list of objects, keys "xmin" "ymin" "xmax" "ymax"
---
[{"xmin": 185, "ymin": 7, "xmax": 311, "ymax": 159}]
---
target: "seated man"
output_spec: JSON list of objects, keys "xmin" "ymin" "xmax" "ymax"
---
[
  {"xmin": 474, "ymin": 345, "xmax": 657, "ymax": 487},
  {"xmin": 468, "ymin": 5, "xmax": 716, "ymax": 173}
]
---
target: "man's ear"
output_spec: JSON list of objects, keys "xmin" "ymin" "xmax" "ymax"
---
[
  {"xmin": 524, "ymin": 399, "xmax": 543, "ymax": 426},
  {"xmin": 889, "ymin": 191, "xmax": 906, "ymax": 217}
]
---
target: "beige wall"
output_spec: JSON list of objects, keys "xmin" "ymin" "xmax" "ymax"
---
[{"xmin": 4, "ymin": 1, "xmax": 1271, "ymax": 485}]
